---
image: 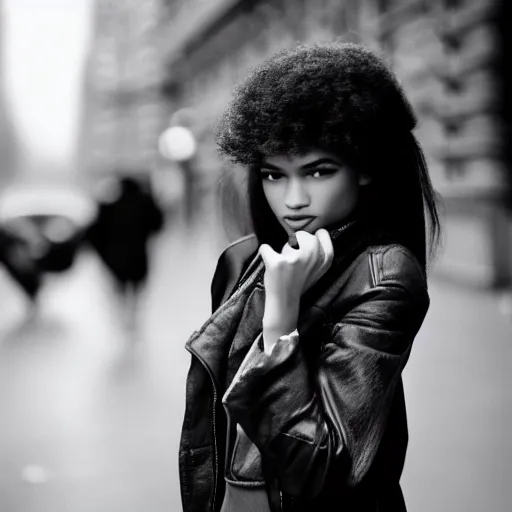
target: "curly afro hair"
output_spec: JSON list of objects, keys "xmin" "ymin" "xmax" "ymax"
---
[
  {"xmin": 216, "ymin": 41, "xmax": 441, "ymax": 267},
  {"xmin": 216, "ymin": 41, "xmax": 417, "ymax": 166}
]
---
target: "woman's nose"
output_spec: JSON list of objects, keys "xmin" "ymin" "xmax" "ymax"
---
[{"xmin": 285, "ymin": 179, "xmax": 310, "ymax": 209}]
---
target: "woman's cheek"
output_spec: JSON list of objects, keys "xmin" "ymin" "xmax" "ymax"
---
[
  {"xmin": 261, "ymin": 192, "xmax": 286, "ymax": 230},
  {"xmin": 262, "ymin": 185, "xmax": 280, "ymax": 216}
]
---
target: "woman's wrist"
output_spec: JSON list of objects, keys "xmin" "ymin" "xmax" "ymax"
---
[
  {"xmin": 262, "ymin": 298, "xmax": 299, "ymax": 354},
  {"xmin": 263, "ymin": 297, "xmax": 299, "ymax": 330}
]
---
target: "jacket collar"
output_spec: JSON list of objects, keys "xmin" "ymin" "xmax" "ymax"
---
[{"xmin": 234, "ymin": 217, "xmax": 362, "ymax": 293}]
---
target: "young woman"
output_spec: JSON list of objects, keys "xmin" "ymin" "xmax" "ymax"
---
[{"xmin": 179, "ymin": 41, "xmax": 441, "ymax": 512}]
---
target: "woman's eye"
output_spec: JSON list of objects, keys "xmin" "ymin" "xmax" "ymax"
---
[
  {"xmin": 261, "ymin": 171, "xmax": 283, "ymax": 182},
  {"xmin": 309, "ymin": 168, "xmax": 338, "ymax": 178}
]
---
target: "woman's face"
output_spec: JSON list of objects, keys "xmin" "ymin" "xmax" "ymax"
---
[{"xmin": 260, "ymin": 149, "xmax": 369, "ymax": 234}]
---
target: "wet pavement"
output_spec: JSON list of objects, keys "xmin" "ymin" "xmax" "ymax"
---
[
  {"xmin": 0, "ymin": 219, "xmax": 511, "ymax": 512},
  {"xmin": 402, "ymin": 277, "xmax": 512, "ymax": 512}
]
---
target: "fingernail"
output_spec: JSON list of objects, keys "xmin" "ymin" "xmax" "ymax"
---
[{"xmin": 288, "ymin": 233, "xmax": 299, "ymax": 249}]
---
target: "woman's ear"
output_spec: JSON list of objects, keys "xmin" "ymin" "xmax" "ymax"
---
[{"xmin": 358, "ymin": 173, "xmax": 372, "ymax": 186}]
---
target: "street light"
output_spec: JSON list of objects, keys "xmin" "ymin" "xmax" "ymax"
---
[
  {"xmin": 158, "ymin": 124, "xmax": 198, "ymax": 224},
  {"xmin": 158, "ymin": 125, "xmax": 197, "ymax": 162}
]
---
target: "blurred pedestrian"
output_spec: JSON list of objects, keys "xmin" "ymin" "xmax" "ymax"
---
[
  {"xmin": 179, "ymin": 42, "xmax": 442, "ymax": 512},
  {"xmin": 0, "ymin": 224, "xmax": 41, "ymax": 314},
  {"xmin": 86, "ymin": 174, "xmax": 164, "ymax": 330}
]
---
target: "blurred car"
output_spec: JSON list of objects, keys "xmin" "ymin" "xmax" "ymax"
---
[{"xmin": 0, "ymin": 183, "xmax": 97, "ymax": 273}]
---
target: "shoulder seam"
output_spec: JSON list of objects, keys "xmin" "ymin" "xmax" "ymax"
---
[{"xmin": 372, "ymin": 245, "xmax": 427, "ymax": 291}]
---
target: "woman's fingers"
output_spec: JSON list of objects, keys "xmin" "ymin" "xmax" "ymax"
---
[
  {"xmin": 287, "ymin": 232, "xmax": 299, "ymax": 250},
  {"xmin": 282, "ymin": 231, "xmax": 311, "ymax": 256},
  {"xmin": 315, "ymin": 229, "xmax": 334, "ymax": 270},
  {"xmin": 294, "ymin": 230, "xmax": 314, "ymax": 251},
  {"xmin": 294, "ymin": 230, "xmax": 332, "ymax": 290},
  {"xmin": 258, "ymin": 243, "xmax": 279, "ymax": 267},
  {"xmin": 260, "ymin": 229, "xmax": 334, "ymax": 295},
  {"xmin": 262, "ymin": 229, "xmax": 333, "ymax": 269},
  {"xmin": 281, "ymin": 241, "xmax": 296, "ymax": 256},
  {"xmin": 294, "ymin": 230, "xmax": 333, "ymax": 270}
]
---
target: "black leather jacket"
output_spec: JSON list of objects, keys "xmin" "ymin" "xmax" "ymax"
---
[{"xmin": 179, "ymin": 224, "xmax": 430, "ymax": 512}]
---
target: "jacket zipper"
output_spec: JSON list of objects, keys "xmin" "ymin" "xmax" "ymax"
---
[
  {"xmin": 186, "ymin": 344, "xmax": 219, "ymax": 512},
  {"xmin": 185, "ymin": 219, "xmax": 359, "ymax": 512},
  {"xmin": 183, "ymin": 259, "xmax": 265, "ymax": 511}
]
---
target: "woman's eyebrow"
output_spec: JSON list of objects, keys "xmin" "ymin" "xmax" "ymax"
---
[
  {"xmin": 301, "ymin": 158, "xmax": 341, "ymax": 169},
  {"xmin": 261, "ymin": 158, "xmax": 341, "ymax": 171},
  {"xmin": 260, "ymin": 163, "xmax": 282, "ymax": 170}
]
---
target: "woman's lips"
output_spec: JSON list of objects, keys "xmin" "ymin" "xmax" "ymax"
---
[{"xmin": 283, "ymin": 216, "xmax": 316, "ymax": 230}]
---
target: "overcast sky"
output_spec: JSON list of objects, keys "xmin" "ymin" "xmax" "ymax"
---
[{"xmin": 4, "ymin": 0, "xmax": 93, "ymax": 168}]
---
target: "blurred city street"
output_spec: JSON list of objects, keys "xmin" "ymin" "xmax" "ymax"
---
[
  {"xmin": 0, "ymin": 218, "xmax": 221, "ymax": 512},
  {"xmin": 0, "ymin": 218, "xmax": 511, "ymax": 512},
  {"xmin": 1, "ymin": 1, "xmax": 512, "ymax": 511}
]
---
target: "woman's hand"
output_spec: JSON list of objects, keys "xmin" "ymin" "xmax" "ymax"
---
[{"xmin": 258, "ymin": 229, "xmax": 334, "ymax": 353}]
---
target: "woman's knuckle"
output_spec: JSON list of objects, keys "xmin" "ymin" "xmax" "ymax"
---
[
  {"xmin": 288, "ymin": 255, "xmax": 300, "ymax": 265},
  {"xmin": 274, "ymin": 259, "xmax": 285, "ymax": 269}
]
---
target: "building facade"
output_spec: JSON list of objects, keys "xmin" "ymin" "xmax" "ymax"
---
[
  {"xmin": 0, "ymin": 0, "xmax": 20, "ymax": 185},
  {"xmin": 77, "ymin": 0, "xmax": 170, "ymax": 181},
  {"xmin": 157, "ymin": 0, "xmax": 511, "ymax": 288}
]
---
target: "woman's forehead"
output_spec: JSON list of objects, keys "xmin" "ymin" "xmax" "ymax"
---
[{"xmin": 263, "ymin": 149, "xmax": 342, "ymax": 168}]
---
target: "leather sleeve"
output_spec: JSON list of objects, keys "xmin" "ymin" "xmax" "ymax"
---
[{"xmin": 222, "ymin": 251, "xmax": 429, "ymax": 498}]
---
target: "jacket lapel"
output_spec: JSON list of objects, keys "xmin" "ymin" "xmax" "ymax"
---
[{"xmin": 186, "ymin": 260, "xmax": 265, "ymax": 389}]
